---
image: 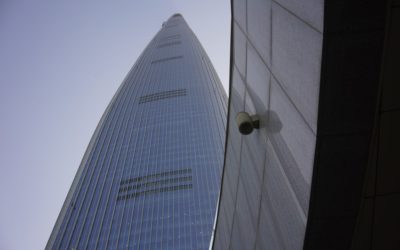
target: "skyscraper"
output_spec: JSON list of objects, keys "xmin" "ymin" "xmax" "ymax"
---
[{"xmin": 47, "ymin": 14, "xmax": 227, "ymax": 250}]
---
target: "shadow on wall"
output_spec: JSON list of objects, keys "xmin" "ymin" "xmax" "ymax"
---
[{"xmin": 244, "ymin": 85, "xmax": 310, "ymax": 215}]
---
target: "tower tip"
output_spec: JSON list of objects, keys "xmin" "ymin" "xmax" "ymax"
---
[{"xmin": 172, "ymin": 13, "xmax": 182, "ymax": 18}]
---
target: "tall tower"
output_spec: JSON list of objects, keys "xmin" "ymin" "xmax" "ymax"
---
[{"xmin": 47, "ymin": 14, "xmax": 227, "ymax": 249}]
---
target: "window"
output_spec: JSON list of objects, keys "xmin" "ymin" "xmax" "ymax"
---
[{"xmin": 139, "ymin": 89, "xmax": 186, "ymax": 104}]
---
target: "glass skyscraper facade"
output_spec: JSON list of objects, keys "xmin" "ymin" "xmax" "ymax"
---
[{"xmin": 47, "ymin": 14, "xmax": 227, "ymax": 250}]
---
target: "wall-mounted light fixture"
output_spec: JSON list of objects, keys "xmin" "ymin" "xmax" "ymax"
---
[{"xmin": 236, "ymin": 112, "xmax": 260, "ymax": 135}]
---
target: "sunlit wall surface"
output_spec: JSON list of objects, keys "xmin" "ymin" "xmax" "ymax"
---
[
  {"xmin": 213, "ymin": 0, "xmax": 324, "ymax": 249},
  {"xmin": 47, "ymin": 14, "xmax": 227, "ymax": 250}
]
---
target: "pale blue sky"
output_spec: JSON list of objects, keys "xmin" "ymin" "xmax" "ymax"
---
[{"xmin": 0, "ymin": 1, "xmax": 230, "ymax": 249}]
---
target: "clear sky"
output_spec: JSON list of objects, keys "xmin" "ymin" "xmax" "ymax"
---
[{"xmin": 0, "ymin": 1, "xmax": 230, "ymax": 249}]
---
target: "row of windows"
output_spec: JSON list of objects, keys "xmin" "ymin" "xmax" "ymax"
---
[
  {"xmin": 159, "ymin": 34, "xmax": 180, "ymax": 42},
  {"xmin": 151, "ymin": 56, "xmax": 183, "ymax": 64},
  {"xmin": 118, "ymin": 176, "xmax": 192, "ymax": 193},
  {"xmin": 116, "ymin": 184, "xmax": 193, "ymax": 201},
  {"xmin": 164, "ymin": 24, "xmax": 178, "ymax": 28},
  {"xmin": 139, "ymin": 88, "xmax": 186, "ymax": 99},
  {"xmin": 139, "ymin": 89, "xmax": 187, "ymax": 104},
  {"xmin": 157, "ymin": 41, "xmax": 181, "ymax": 49},
  {"xmin": 120, "ymin": 168, "xmax": 192, "ymax": 185}
]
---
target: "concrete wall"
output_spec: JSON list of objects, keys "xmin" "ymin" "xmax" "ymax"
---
[
  {"xmin": 213, "ymin": 0, "xmax": 397, "ymax": 249},
  {"xmin": 351, "ymin": 1, "xmax": 400, "ymax": 249},
  {"xmin": 213, "ymin": 0, "xmax": 324, "ymax": 249}
]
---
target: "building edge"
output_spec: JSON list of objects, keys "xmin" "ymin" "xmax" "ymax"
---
[{"xmin": 45, "ymin": 30, "xmax": 160, "ymax": 249}]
